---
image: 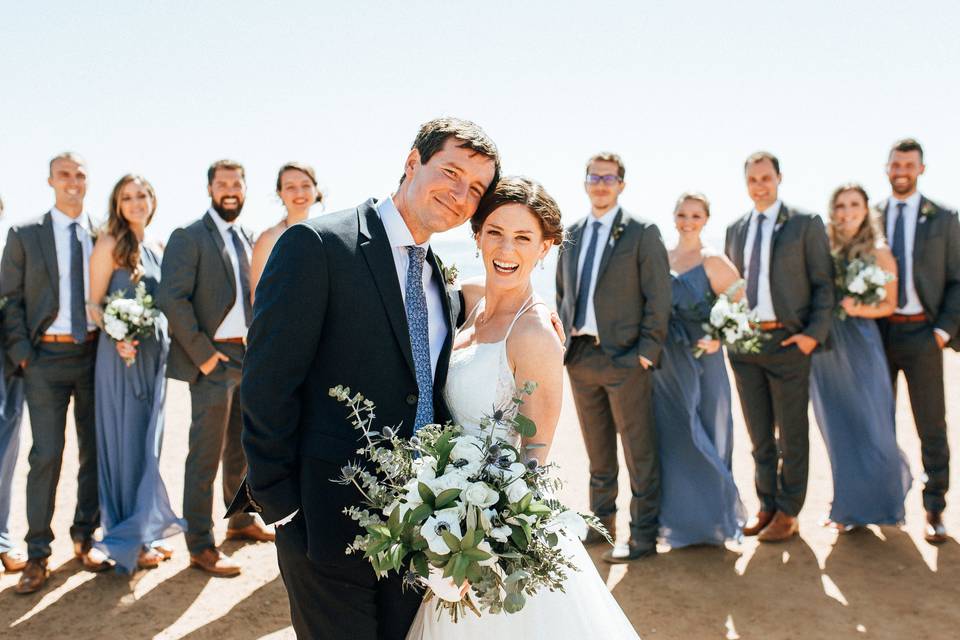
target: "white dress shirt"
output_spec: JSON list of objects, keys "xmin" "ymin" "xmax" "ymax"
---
[
  {"xmin": 885, "ymin": 192, "xmax": 924, "ymax": 315},
  {"xmin": 743, "ymin": 200, "xmax": 781, "ymax": 322},
  {"xmin": 377, "ymin": 196, "xmax": 446, "ymax": 378},
  {"xmin": 47, "ymin": 207, "xmax": 96, "ymax": 335},
  {"xmin": 209, "ymin": 208, "xmax": 252, "ymax": 340},
  {"xmin": 572, "ymin": 206, "xmax": 620, "ymax": 338}
]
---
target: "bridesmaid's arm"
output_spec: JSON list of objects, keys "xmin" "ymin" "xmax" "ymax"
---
[
  {"xmin": 250, "ymin": 225, "xmax": 281, "ymax": 306},
  {"xmin": 703, "ymin": 253, "xmax": 743, "ymax": 301},
  {"xmin": 507, "ymin": 307, "xmax": 564, "ymax": 465},
  {"xmin": 843, "ymin": 246, "xmax": 897, "ymax": 319},
  {"xmin": 88, "ymin": 234, "xmax": 118, "ymax": 327}
]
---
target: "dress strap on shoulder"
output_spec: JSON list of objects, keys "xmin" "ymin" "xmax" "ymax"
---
[
  {"xmin": 463, "ymin": 297, "xmax": 484, "ymax": 327},
  {"xmin": 504, "ymin": 295, "xmax": 544, "ymax": 340}
]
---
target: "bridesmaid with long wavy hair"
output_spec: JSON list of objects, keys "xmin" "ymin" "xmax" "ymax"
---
[
  {"xmin": 249, "ymin": 162, "xmax": 323, "ymax": 301},
  {"xmin": 88, "ymin": 174, "xmax": 184, "ymax": 572},
  {"xmin": 810, "ymin": 183, "xmax": 912, "ymax": 529}
]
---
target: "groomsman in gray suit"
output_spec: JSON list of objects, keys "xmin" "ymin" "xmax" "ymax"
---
[
  {"xmin": 158, "ymin": 159, "xmax": 272, "ymax": 577},
  {"xmin": 1, "ymin": 152, "xmax": 110, "ymax": 594},
  {"xmin": 876, "ymin": 138, "xmax": 960, "ymax": 544},
  {"xmin": 724, "ymin": 152, "xmax": 834, "ymax": 542},
  {"xmin": 556, "ymin": 152, "xmax": 671, "ymax": 562}
]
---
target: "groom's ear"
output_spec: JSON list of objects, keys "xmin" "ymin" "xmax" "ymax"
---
[{"xmin": 404, "ymin": 149, "xmax": 422, "ymax": 183}]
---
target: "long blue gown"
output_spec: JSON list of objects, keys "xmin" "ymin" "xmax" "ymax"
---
[
  {"xmin": 0, "ymin": 333, "xmax": 25, "ymax": 555},
  {"xmin": 653, "ymin": 265, "xmax": 744, "ymax": 547},
  {"xmin": 94, "ymin": 247, "xmax": 185, "ymax": 572},
  {"xmin": 810, "ymin": 315, "xmax": 911, "ymax": 526}
]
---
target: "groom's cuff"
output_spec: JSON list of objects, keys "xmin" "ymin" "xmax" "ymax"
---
[
  {"xmin": 934, "ymin": 328, "xmax": 950, "ymax": 344},
  {"xmin": 271, "ymin": 510, "xmax": 299, "ymax": 527}
]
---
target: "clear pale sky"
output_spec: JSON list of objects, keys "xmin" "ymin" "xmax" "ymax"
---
[{"xmin": 1, "ymin": 1, "xmax": 957, "ymax": 254}]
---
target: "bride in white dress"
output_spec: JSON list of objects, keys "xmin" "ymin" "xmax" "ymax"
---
[{"xmin": 406, "ymin": 177, "xmax": 640, "ymax": 639}]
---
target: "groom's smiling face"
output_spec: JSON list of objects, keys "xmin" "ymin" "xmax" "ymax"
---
[{"xmin": 398, "ymin": 137, "xmax": 497, "ymax": 240}]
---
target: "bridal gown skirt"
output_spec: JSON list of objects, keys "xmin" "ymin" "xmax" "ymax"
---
[{"xmin": 406, "ymin": 532, "xmax": 641, "ymax": 639}]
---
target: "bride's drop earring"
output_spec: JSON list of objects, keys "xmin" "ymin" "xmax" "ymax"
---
[{"xmin": 475, "ymin": 248, "xmax": 480, "ymax": 258}]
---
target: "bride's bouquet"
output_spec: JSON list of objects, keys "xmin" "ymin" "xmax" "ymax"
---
[
  {"xmin": 332, "ymin": 383, "xmax": 607, "ymax": 622},
  {"xmin": 102, "ymin": 282, "xmax": 161, "ymax": 366},
  {"xmin": 697, "ymin": 281, "xmax": 767, "ymax": 357},
  {"xmin": 834, "ymin": 255, "xmax": 893, "ymax": 319}
]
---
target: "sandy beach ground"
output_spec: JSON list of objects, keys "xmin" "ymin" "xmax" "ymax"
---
[{"xmin": 1, "ymin": 352, "xmax": 957, "ymax": 639}]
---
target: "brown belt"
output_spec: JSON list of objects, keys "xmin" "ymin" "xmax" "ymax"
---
[
  {"xmin": 215, "ymin": 337, "xmax": 246, "ymax": 345},
  {"xmin": 40, "ymin": 331, "xmax": 98, "ymax": 344},
  {"xmin": 757, "ymin": 321, "xmax": 785, "ymax": 331},
  {"xmin": 888, "ymin": 313, "xmax": 928, "ymax": 324}
]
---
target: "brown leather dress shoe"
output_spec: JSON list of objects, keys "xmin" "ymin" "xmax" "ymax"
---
[
  {"xmin": 743, "ymin": 510, "xmax": 775, "ymax": 536},
  {"xmin": 152, "ymin": 543, "xmax": 174, "ymax": 561},
  {"xmin": 15, "ymin": 558, "xmax": 49, "ymax": 595},
  {"xmin": 757, "ymin": 512, "xmax": 799, "ymax": 542},
  {"xmin": 226, "ymin": 521, "xmax": 276, "ymax": 543},
  {"xmin": 137, "ymin": 548, "xmax": 163, "ymax": 570},
  {"xmin": 924, "ymin": 511, "xmax": 948, "ymax": 544},
  {"xmin": 583, "ymin": 516, "xmax": 616, "ymax": 547},
  {"xmin": 1, "ymin": 548, "xmax": 28, "ymax": 573},
  {"xmin": 190, "ymin": 547, "xmax": 241, "ymax": 577}
]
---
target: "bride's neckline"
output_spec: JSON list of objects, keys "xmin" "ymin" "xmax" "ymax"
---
[{"xmin": 453, "ymin": 295, "xmax": 539, "ymax": 352}]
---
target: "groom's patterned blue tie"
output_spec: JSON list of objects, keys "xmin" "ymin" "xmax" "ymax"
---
[
  {"xmin": 746, "ymin": 213, "xmax": 766, "ymax": 309},
  {"xmin": 405, "ymin": 246, "xmax": 433, "ymax": 431},
  {"xmin": 891, "ymin": 202, "xmax": 908, "ymax": 309}
]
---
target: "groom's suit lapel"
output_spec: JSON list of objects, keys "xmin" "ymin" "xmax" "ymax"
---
[
  {"xmin": 427, "ymin": 247, "xmax": 454, "ymax": 393},
  {"xmin": 595, "ymin": 208, "xmax": 625, "ymax": 284},
  {"xmin": 357, "ymin": 202, "xmax": 417, "ymax": 381}
]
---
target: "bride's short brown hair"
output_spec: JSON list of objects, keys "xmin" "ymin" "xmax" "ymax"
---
[{"xmin": 471, "ymin": 176, "xmax": 564, "ymax": 246}]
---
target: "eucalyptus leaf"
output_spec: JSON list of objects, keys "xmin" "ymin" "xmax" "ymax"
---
[{"xmin": 504, "ymin": 592, "xmax": 526, "ymax": 614}]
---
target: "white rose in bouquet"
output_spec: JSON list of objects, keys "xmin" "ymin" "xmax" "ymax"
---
[
  {"xmin": 710, "ymin": 298, "xmax": 731, "ymax": 328},
  {"xmin": 462, "ymin": 481, "xmax": 500, "ymax": 508},
  {"xmin": 847, "ymin": 276, "xmax": 867, "ymax": 295},
  {"xmin": 504, "ymin": 477, "xmax": 532, "ymax": 504},
  {"xmin": 104, "ymin": 315, "xmax": 129, "ymax": 342}
]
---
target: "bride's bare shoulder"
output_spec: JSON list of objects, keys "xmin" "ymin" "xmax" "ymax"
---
[{"xmin": 507, "ymin": 301, "xmax": 564, "ymax": 360}]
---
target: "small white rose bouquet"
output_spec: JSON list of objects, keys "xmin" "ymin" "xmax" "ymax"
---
[
  {"xmin": 697, "ymin": 280, "xmax": 767, "ymax": 357},
  {"xmin": 835, "ymin": 256, "xmax": 893, "ymax": 319},
  {"xmin": 332, "ymin": 383, "xmax": 607, "ymax": 622},
  {"xmin": 102, "ymin": 282, "xmax": 160, "ymax": 366}
]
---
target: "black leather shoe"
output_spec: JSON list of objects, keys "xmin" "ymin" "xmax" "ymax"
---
[
  {"xmin": 925, "ymin": 511, "xmax": 948, "ymax": 544},
  {"xmin": 602, "ymin": 543, "xmax": 656, "ymax": 563}
]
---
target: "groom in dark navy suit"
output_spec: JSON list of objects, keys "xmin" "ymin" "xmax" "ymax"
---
[{"xmin": 230, "ymin": 118, "xmax": 499, "ymax": 639}]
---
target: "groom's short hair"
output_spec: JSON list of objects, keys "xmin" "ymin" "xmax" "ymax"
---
[{"xmin": 398, "ymin": 117, "xmax": 501, "ymax": 197}]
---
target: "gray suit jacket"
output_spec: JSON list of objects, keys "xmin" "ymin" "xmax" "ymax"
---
[
  {"xmin": 1, "ymin": 212, "xmax": 74, "ymax": 369},
  {"xmin": 724, "ymin": 203, "xmax": 834, "ymax": 346},
  {"xmin": 876, "ymin": 195, "xmax": 960, "ymax": 350},
  {"xmin": 556, "ymin": 208, "xmax": 672, "ymax": 367},
  {"xmin": 157, "ymin": 211, "xmax": 255, "ymax": 383}
]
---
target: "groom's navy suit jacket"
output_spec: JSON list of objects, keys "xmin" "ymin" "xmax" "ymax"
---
[{"xmin": 233, "ymin": 199, "xmax": 458, "ymax": 564}]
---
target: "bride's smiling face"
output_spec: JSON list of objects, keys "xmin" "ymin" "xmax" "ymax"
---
[{"xmin": 477, "ymin": 203, "xmax": 551, "ymax": 289}]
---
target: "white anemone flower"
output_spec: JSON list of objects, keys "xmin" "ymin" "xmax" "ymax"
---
[{"xmin": 422, "ymin": 507, "xmax": 463, "ymax": 555}]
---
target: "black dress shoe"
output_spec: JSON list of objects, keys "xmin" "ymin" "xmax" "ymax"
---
[
  {"xmin": 602, "ymin": 543, "xmax": 656, "ymax": 563},
  {"xmin": 925, "ymin": 511, "xmax": 948, "ymax": 544}
]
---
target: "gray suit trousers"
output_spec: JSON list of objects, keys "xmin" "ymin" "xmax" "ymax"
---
[
  {"xmin": 23, "ymin": 341, "xmax": 98, "ymax": 559},
  {"xmin": 566, "ymin": 337, "xmax": 659, "ymax": 550},
  {"xmin": 183, "ymin": 342, "xmax": 253, "ymax": 553}
]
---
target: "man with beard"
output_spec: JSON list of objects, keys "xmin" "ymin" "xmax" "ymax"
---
[
  {"xmin": 875, "ymin": 138, "xmax": 960, "ymax": 544},
  {"xmin": 158, "ymin": 159, "xmax": 273, "ymax": 576}
]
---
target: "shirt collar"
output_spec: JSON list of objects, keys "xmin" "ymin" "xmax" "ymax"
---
[
  {"xmin": 751, "ymin": 200, "xmax": 781, "ymax": 223},
  {"xmin": 207, "ymin": 207, "xmax": 236, "ymax": 234},
  {"xmin": 588, "ymin": 205, "xmax": 620, "ymax": 229},
  {"xmin": 50, "ymin": 206, "xmax": 91, "ymax": 231},
  {"xmin": 891, "ymin": 192, "xmax": 922, "ymax": 209},
  {"xmin": 377, "ymin": 196, "xmax": 430, "ymax": 251}
]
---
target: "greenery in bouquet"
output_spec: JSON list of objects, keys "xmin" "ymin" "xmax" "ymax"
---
[
  {"xmin": 331, "ymin": 383, "xmax": 609, "ymax": 622},
  {"xmin": 102, "ymin": 282, "xmax": 160, "ymax": 365},
  {"xmin": 697, "ymin": 280, "xmax": 768, "ymax": 357},
  {"xmin": 833, "ymin": 254, "xmax": 893, "ymax": 320}
]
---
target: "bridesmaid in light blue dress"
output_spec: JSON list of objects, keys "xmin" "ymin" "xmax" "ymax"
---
[
  {"xmin": 810, "ymin": 184, "xmax": 911, "ymax": 528},
  {"xmin": 654, "ymin": 193, "xmax": 744, "ymax": 547},
  {"xmin": 89, "ymin": 175, "xmax": 184, "ymax": 572}
]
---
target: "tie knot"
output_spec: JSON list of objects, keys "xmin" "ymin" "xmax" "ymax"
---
[
  {"xmin": 896, "ymin": 202, "xmax": 906, "ymax": 212},
  {"xmin": 756, "ymin": 212, "xmax": 766, "ymax": 224},
  {"xmin": 592, "ymin": 221, "xmax": 602, "ymax": 232},
  {"xmin": 407, "ymin": 245, "xmax": 426, "ymax": 264}
]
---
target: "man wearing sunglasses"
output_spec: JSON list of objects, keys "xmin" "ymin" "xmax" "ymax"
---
[{"xmin": 556, "ymin": 152, "xmax": 671, "ymax": 562}]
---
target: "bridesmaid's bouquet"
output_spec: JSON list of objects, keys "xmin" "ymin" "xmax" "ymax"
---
[
  {"xmin": 834, "ymin": 256, "xmax": 893, "ymax": 319},
  {"xmin": 332, "ymin": 384, "xmax": 607, "ymax": 622},
  {"xmin": 102, "ymin": 282, "xmax": 161, "ymax": 366},
  {"xmin": 698, "ymin": 281, "xmax": 767, "ymax": 357}
]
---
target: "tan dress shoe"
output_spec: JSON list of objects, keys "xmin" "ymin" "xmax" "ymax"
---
[
  {"xmin": 152, "ymin": 543, "xmax": 174, "ymax": 560},
  {"xmin": 924, "ymin": 512, "xmax": 948, "ymax": 544},
  {"xmin": 757, "ymin": 512, "xmax": 799, "ymax": 542},
  {"xmin": 190, "ymin": 547, "xmax": 241, "ymax": 576},
  {"xmin": 226, "ymin": 521, "xmax": 276, "ymax": 543},
  {"xmin": 15, "ymin": 558, "xmax": 49, "ymax": 595},
  {"xmin": 137, "ymin": 548, "xmax": 164, "ymax": 570},
  {"xmin": 743, "ymin": 510, "xmax": 775, "ymax": 536},
  {"xmin": 1, "ymin": 548, "xmax": 28, "ymax": 573},
  {"xmin": 75, "ymin": 543, "xmax": 113, "ymax": 572}
]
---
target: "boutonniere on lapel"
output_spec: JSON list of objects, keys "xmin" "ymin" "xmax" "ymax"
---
[
  {"xmin": 441, "ymin": 262, "xmax": 459, "ymax": 288},
  {"xmin": 919, "ymin": 201, "xmax": 936, "ymax": 223},
  {"xmin": 773, "ymin": 207, "xmax": 789, "ymax": 232},
  {"xmin": 610, "ymin": 223, "xmax": 626, "ymax": 244}
]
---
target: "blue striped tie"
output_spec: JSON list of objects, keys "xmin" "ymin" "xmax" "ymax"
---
[
  {"xmin": 405, "ymin": 246, "xmax": 433, "ymax": 431},
  {"xmin": 69, "ymin": 222, "xmax": 87, "ymax": 343}
]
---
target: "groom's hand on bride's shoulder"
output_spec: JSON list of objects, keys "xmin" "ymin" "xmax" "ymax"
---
[{"xmin": 549, "ymin": 311, "xmax": 565, "ymax": 346}]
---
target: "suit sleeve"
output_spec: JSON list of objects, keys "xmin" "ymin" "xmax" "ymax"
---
[
  {"xmin": 724, "ymin": 224, "xmax": 735, "ymax": 263},
  {"xmin": 636, "ymin": 224, "xmax": 672, "ymax": 365},
  {"xmin": 1, "ymin": 228, "xmax": 34, "ymax": 367},
  {"xmin": 935, "ymin": 209, "xmax": 960, "ymax": 339},
  {"xmin": 802, "ymin": 216, "xmax": 835, "ymax": 344},
  {"xmin": 555, "ymin": 248, "xmax": 565, "ymax": 311},
  {"xmin": 240, "ymin": 224, "xmax": 329, "ymax": 523},
  {"xmin": 156, "ymin": 228, "xmax": 217, "ymax": 368}
]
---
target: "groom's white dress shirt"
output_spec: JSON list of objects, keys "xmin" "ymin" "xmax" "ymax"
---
[{"xmin": 743, "ymin": 200, "xmax": 781, "ymax": 323}]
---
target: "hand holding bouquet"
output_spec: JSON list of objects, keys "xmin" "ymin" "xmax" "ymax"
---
[
  {"xmin": 332, "ymin": 383, "xmax": 607, "ymax": 622},
  {"xmin": 697, "ymin": 281, "xmax": 767, "ymax": 357},
  {"xmin": 835, "ymin": 256, "xmax": 893, "ymax": 319},
  {"xmin": 102, "ymin": 282, "xmax": 160, "ymax": 366}
]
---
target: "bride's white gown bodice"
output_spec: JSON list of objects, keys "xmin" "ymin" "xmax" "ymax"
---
[{"xmin": 407, "ymin": 296, "xmax": 641, "ymax": 640}]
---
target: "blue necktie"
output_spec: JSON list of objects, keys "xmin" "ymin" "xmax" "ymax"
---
[
  {"xmin": 573, "ymin": 221, "xmax": 603, "ymax": 330},
  {"xmin": 228, "ymin": 227, "xmax": 253, "ymax": 327},
  {"xmin": 891, "ymin": 202, "xmax": 907, "ymax": 309},
  {"xmin": 69, "ymin": 222, "xmax": 87, "ymax": 343},
  {"xmin": 746, "ymin": 213, "xmax": 766, "ymax": 309},
  {"xmin": 405, "ymin": 246, "xmax": 433, "ymax": 431}
]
